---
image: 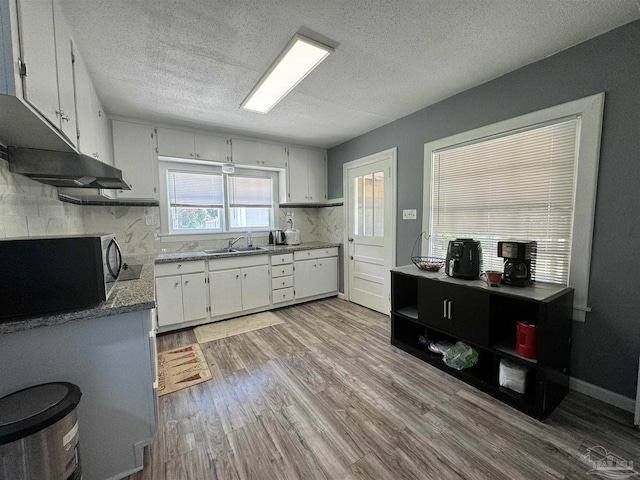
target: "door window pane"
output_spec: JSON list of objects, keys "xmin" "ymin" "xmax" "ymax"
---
[{"xmin": 374, "ymin": 171, "xmax": 384, "ymax": 236}]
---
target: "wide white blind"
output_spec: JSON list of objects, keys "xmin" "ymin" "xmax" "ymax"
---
[
  {"xmin": 168, "ymin": 171, "xmax": 223, "ymax": 207},
  {"xmin": 430, "ymin": 118, "xmax": 579, "ymax": 284},
  {"xmin": 228, "ymin": 175, "xmax": 273, "ymax": 207}
]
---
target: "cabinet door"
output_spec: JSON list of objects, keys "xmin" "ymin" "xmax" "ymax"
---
[
  {"xmin": 209, "ymin": 269, "xmax": 242, "ymax": 316},
  {"xmin": 157, "ymin": 128, "xmax": 195, "ymax": 159},
  {"xmin": 316, "ymin": 256, "xmax": 338, "ymax": 295},
  {"xmin": 182, "ymin": 272, "xmax": 207, "ymax": 322},
  {"xmin": 112, "ymin": 120, "xmax": 157, "ymax": 199},
  {"xmin": 258, "ymin": 142, "xmax": 288, "ymax": 169},
  {"xmin": 418, "ymin": 279, "xmax": 490, "ymax": 346},
  {"xmin": 73, "ymin": 51, "xmax": 100, "ymax": 156},
  {"xmin": 195, "ymin": 133, "xmax": 229, "ymax": 162},
  {"xmin": 287, "ymin": 146, "xmax": 309, "ymax": 203},
  {"xmin": 231, "ymin": 138, "xmax": 259, "ymax": 165},
  {"xmin": 241, "ymin": 265, "xmax": 270, "ymax": 310},
  {"xmin": 52, "ymin": 3, "xmax": 76, "ymax": 145},
  {"xmin": 306, "ymin": 150, "xmax": 326, "ymax": 202},
  {"xmin": 155, "ymin": 276, "xmax": 184, "ymax": 327},
  {"xmin": 293, "ymin": 258, "xmax": 317, "ymax": 299},
  {"xmin": 17, "ymin": 0, "xmax": 59, "ymax": 127},
  {"xmin": 97, "ymin": 106, "xmax": 113, "ymax": 166}
]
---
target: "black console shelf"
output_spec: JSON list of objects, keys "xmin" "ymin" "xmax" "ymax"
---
[{"xmin": 391, "ymin": 266, "xmax": 573, "ymax": 421}]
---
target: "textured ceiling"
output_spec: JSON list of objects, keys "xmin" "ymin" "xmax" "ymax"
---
[{"xmin": 56, "ymin": 0, "xmax": 639, "ymax": 148}]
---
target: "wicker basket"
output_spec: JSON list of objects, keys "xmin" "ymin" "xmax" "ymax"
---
[{"xmin": 411, "ymin": 232, "xmax": 445, "ymax": 271}]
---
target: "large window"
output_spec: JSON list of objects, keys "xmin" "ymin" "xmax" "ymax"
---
[
  {"xmin": 423, "ymin": 93, "xmax": 604, "ymax": 321},
  {"xmin": 159, "ymin": 161, "xmax": 277, "ymax": 234},
  {"xmin": 430, "ymin": 118, "xmax": 578, "ymax": 285}
]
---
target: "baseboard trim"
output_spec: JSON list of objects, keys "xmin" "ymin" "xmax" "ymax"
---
[
  {"xmin": 570, "ymin": 377, "xmax": 635, "ymax": 413},
  {"xmin": 337, "ymin": 292, "xmax": 346, "ymax": 300}
]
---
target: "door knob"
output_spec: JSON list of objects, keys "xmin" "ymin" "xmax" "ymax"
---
[{"xmin": 350, "ymin": 256, "xmax": 354, "ymax": 260}]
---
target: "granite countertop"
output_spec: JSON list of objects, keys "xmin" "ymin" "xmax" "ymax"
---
[
  {"xmin": 0, "ymin": 254, "xmax": 157, "ymax": 335},
  {"xmin": 1, "ymin": 243, "xmax": 342, "ymax": 335},
  {"xmin": 392, "ymin": 264, "xmax": 572, "ymax": 303},
  {"xmin": 155, "ymin": 242, "xmax": 342, "ymax": 263}
]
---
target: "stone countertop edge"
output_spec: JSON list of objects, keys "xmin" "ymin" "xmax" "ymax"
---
[
  {"xmin": 155, "ymin": 242, "xmax": 343, "ymax": 264},
  {"xmin": 0, "ymin": 255, "xmax": 157, "ymax": 335}
]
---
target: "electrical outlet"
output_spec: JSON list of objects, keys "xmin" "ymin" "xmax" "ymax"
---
[{"xmin": 403, "ymin": 209, "xmax": 417, "ymax": 220}]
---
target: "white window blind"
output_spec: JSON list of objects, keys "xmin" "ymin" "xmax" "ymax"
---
[
  {"xmin": 228, "ymin": 175, "xmax": 272, "ymax": 207},
  {"xmin": 228, "ymin": 175, "xmax": 274, "ymax": 229},
  {"xmin": 168, "ymin": 170, "xmax": 223, "ymax": 231},
  {"xmin": 430, "ymin": 118, "xmax": 579, "ymax": 285}
]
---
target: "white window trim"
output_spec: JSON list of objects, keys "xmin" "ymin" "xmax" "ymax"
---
[
  {"xmin": 422, "ymin": 93, "xmax": 605, "ymax": 322},
  {"xmin": 158, "ymin": 159, "xmax": 279, "ymax": 237}
]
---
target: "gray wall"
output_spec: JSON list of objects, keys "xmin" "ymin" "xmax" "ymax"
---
[{"xmin": 328, "ymin": 20, "xmax": 640, "ymax": 399}]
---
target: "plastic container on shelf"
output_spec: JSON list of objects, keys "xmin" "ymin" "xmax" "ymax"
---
[{"xmin": 499, "ymin": 358, "xmax": 530, "ymax": 394}]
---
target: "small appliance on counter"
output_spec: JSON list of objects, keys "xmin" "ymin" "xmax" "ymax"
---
[
  {"xmin": 0, "ymin": 234, "xmax": 122, "ymax": 320},
  {"xmin": 285, "ymin": 228, "xmax": 301, "ymax": 245},
  {"xmin": 498, "ymin": 240, "xmax": 536, "ymax": 287},
  {"xmin": 268, "ymin": 229, "xmax": 286, "ymax": 245},
  {"xmin": 445, "ymin": 239, "xmax": 482, "ymax": 279}
]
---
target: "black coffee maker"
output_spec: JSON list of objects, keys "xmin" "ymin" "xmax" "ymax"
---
[
  {"xmin": 445, "ymin": 239, "xmax": 482, "ymax": 279},
  {"xmin": 498, "ymin": 240, "xmax": 537, "ymax": 287}
]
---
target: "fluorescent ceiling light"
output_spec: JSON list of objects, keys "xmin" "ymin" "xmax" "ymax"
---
[{"xmin": 241, "ymin": 34, "xmax": 334, "ymax": 114}]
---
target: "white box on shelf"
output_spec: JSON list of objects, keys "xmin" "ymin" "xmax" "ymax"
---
[{"xmin": 498, "ymin": 358, "xmax": 530, "ymax": 394}]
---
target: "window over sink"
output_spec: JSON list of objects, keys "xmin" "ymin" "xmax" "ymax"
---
[{"xmin": 159, "ymin": 160, "xmax": 278, "ymax": 235}]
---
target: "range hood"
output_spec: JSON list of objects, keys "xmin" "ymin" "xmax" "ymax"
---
[{"xmin": 7, "ymin": 146, "xmax": 130, "ymax": 190}]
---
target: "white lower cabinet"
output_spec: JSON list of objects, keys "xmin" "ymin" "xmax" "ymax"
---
[
  {"xmin": 208, "ymin": 269, "xmax": 242, "ymax": 316},
  {"xmin": 156, "ymin": 249, "xmax": 338, "ymax": 332},
  {"xmin": 155, "ymin": 261, "xmax": 207, "ymax": 328},
  {"xmin": 294, "ymin": 248, "xmax": 339, "ymax": 300},
  {"xmin": 208, "ymin": 256, "xmax": 270, "ymax": 319}
]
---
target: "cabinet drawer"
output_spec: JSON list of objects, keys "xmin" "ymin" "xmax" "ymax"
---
[
  {"xmin": 208, "ymin": 255, "xmax": 269, "ymax": 271},
  {"xmin": 270, "ymin": 253, "xmax": 293, "ymax": 265},
  {"xmin": 155, "ymin": 260, "xmax": 205, "ymax": 277},
  {"xmin": 271, "ymin": 264, "xmax": 294, "ymax": 278},
  {"xmin": 272, "ymin": 276, "xmax": 293, "ymax": 290},
  {"xmin": 273, "ymin": 287, "xmax": 294, "ymax": 304},
  {"xmin": 294, "ymin": 247, "xmax": 338, "ymax": 261}
]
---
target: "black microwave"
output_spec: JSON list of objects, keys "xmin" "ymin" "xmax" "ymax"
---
[{"xmin": 0, "ymin": 234, "xmax": 122, "ymax": 320}]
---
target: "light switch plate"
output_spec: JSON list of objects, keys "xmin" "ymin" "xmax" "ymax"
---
[{"xmin": 403, "ymin": 209, "xmax": 417, "ymax": 220}]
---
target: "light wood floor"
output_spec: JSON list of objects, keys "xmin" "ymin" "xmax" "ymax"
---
[{"xmin": 127, "ymin": 298, "xmax": 640, "ymax": 480}]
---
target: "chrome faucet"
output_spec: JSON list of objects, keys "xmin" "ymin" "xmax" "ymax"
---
[{"xmin": 227, "ymin": 236, "xmax": 245, "ymax": 249}]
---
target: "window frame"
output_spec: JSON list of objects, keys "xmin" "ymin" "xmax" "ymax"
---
[
  {"xmin": 422, "ymin": 93, "xmax": 605, "ymax": 322},
  {"xmin": 158, "ymin": 159, "xmax": 279, "ymax": 237}
]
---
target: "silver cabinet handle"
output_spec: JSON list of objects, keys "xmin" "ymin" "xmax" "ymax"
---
[
  {"xmin": 447, "ymin": 300, "xmax": 453, "ymax": 319},
  {"xmin": 174, "ymin": 282, "xmax": 179, "ymax": 287},
  {"xmin": 443, "ymin": 300, "xmax": 448, "ymax": 318},
  {"xmin": 184, "ymin": 280, "xmax": 189, "ymax": 285},
  {"xmin": 177, "ymin": 264, "xmax": 182, "ymax": 269},
  {"xmin": 244, "ymin": 273, "xmax": 247, "ymax": 278},
  {"xmin": 236, "ymin": 274, "xmax": 239, "ymax": 279}
]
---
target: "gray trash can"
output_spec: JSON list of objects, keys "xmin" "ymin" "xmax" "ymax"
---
[{"xmin": 0, "ymin": 382, "xmax": 82, "ymax": 480}]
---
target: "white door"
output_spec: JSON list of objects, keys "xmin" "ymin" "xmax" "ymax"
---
[{"xmin": 346, "ymin": 148, "xmax": 396, "ymax": 314}]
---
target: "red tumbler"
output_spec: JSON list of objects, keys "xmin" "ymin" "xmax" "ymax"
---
[{"xmin": 515, "ymin": 321, "xmax": 538, "ymax": 359}]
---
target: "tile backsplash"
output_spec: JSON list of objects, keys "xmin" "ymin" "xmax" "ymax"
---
[
  {"xmin": 0, "ymin": 159, "xmax": 84, "ymax": 238},
  {"xmin": 1, "ymin": 158, "xmax": 344, "ymax": 254}
]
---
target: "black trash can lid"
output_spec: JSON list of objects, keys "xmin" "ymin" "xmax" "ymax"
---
[{"xmin": 0, "ymin": 382, "xmax": 82, "ymax": 445}]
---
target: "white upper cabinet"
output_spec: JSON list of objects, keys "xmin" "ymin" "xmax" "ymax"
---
[
  {"xmin": 230, "ymin": 138, "xmax": 258, "ymax": 165},
  {"xmin": 157, "ymin": 128, "xmax": 230, "ymax": 162},
  {"xmin": 16, "ymin": 0, "xmax": 79, "ymax": 146},
  {"xmin": 112, "ymin": 120, "xmax": 157, "ymax": 199},
  {"xmin": 16, "ymin": 0, "xmax": 59, "ymax": 126},
  {"xmin": 156, "ymin": 127, "xmax": 195, "ymax": 159},
  {"xmin": 258, "ymin": 142, "xmax": 288, "ymax": 169},
  {"xmin": 52, "ymin": 2, "xmax": 76, "ymax": 145},
  {"xmin": 286, "ymin": 147, "xmax": 327, "ymax": 203},
  {"xmin": 73, "ymin": 50, "xmax": 100, "ymax": 157},
  {"xmin": 195, "ymin": 133, "xmax": 229, "ymax": 162}
]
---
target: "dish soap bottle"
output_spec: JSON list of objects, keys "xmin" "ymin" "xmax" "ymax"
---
[{"xmin": 247, "ymin": 230, "xmax": 253, "ymax": 248}]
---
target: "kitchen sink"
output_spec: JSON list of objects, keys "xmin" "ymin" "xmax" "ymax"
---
[
  {"xmin": 202, "ymin": 246, "xmax": 266, "ymax": 255},
  {"xmin": 202, "ymin": 248, "xmax": 234, "ymax": 254}
]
